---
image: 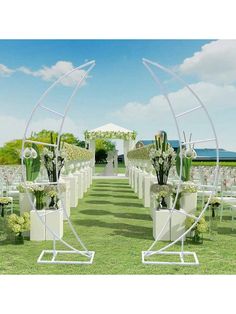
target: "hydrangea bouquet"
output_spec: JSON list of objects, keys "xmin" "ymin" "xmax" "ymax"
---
[{"xmin": 7, "ymin": 212, "xmax": 30, "ymax": 244}]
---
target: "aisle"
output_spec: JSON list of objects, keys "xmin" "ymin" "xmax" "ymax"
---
[{"xmin": 73, "ymin": 178, "xmax": 154, "ymax": 273}]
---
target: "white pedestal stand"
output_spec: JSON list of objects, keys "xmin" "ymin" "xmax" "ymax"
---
[
  {"xmin": 59, "ymin": 178, "xmax": 71, "ymax": 220},
  {"xmin": 134, "ymin": 168, "xmax": 140, "ymax": 194},
  {"xmin": 62, "ymin": 175, "xmax": 78, "ymax": 208},
  {"xmin": 75, "ymin": 172, "xmax": 84, "ymax": 199},
  {"xmin": 143, "ymin": 174, "xmax": 155, "ymax": 208},
  {"xmin": 180, "ymin": 192, "xmax": 197, "ymax": 214},
  {"xmin": 153, "ymin": 209, "xmax": 186, "ymax": 241},
  {"xmin": 138, "ymin": 171, "xmax": 145, "ymax": 199},
  {"xmin": 19, "ymin": 192, "xmax": 34, "ymax": 214},
  {"xmin": 81, "ymin": 169, "xmax": 88, "ymax": 193},
  {"xmin": 30, "ymin": 209, "xmax": 63, "ymax": 241},
  {"xmin": 131, "ymin": 167, "xmax": 135, "ymax": 189}
]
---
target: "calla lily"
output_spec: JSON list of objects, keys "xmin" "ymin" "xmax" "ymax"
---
[
  {"xmin": 23, "ymin": 147, "xmax": 32, "ymax": 159},
  {"xmin": 31, "ymin": 148, "xmax": 38, "ymax": 159}
]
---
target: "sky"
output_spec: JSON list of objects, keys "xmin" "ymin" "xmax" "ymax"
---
[{"xmin": 0, "ymin": 39, "xmax": 236, "ymax": 153}]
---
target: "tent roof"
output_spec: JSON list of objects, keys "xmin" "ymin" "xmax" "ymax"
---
[{"xmin": 89, "ymin": 123, "xmax": 133, "ymax": 133}]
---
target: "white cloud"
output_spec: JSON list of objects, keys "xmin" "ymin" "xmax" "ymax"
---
[
  {"xmin": 0, "ymin": 115, "xmax": 85, "ymax": 147},
  {"xmin": 0, "ymin": 63, "xmax": 14, "ymax": 76},
  {"xmin": 111, "ymin": 81, "xmax": 236, "ymax": 151},
  {"xmin": 113, "ymin": 82, "xmax": 236, "ymax": 121},
  {"xmin": 179, "ymin": 40, "xmax": 236, "ymax": 84},
  {"xmin": 18, "ymin": 61, "xmax": 88, "ymax": 86}
]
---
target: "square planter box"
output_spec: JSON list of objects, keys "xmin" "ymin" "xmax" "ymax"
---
[
  {"xmin": 62, "ymin": 175, "xmax": 78, "ymax": 208},
  {"xmin": 179, "ymin": 192, "xmax": 197, "ymax": 214},
  {"xmin": 153, "ymin": 209, "xmax": 186, "ymax": 241},
  {"xmin": 30, "ymin": 209, "xmax": 63, "ymax": 241},
  {"xmin": 73, "ymin": 172, "xmax": 84, "ymax": 199}
]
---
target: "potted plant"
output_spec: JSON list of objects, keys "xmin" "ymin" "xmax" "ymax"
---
[
  {"xmin": 42, "ymin": 132, "xmax": 65, "ymax": 183},
  {"xmin": 176, "ymin": 132, "xmax": 198, "ymax": 214},
  {"xmin": 7, "ymin": 212, "xmax": 30, "ymax": 244},
  {"xmin": 207, "ymin": 197, "xmax": 221, "ymax": 236},
  {"xmin": 186, "ymin": 216, "xmax": 208, "ymax": 244},
  {"xmin": 149, "ymin": 130, "xmax": 176, "ymax": 209},
  {"xmin": 31, "ymin": 184, "xmax": 46, "ymax": 210},
  {"xmin": 0, "ymin": 197, "xmax": 12, "ymax": 218},
  {"xmin": 45, "ymin": 184, "xmax": 66, "ymax": 209}
]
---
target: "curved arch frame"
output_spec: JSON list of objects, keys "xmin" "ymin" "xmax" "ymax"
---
[
  {"xmin": 21, "ymin": 60, "xmax": 96, "ymax": 264},
  {"xmin": 141, "ymin": 58, "xmax": 219, "ymax": 266}
]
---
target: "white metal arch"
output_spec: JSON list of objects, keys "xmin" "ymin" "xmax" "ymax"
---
[
  {"xmin": 141, "ymin": 58, "xmax": 219, "ymax": 265},
  {"xmin": 21, "ymin": 60, "xmax": 96, "ymax": 264}
]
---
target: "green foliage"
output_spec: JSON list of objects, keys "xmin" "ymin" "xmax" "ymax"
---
[
  {"xmin": 95, "ymin": 139, "xmax": 116, "ymax": 163},
  {"xmin": 95, "ymin": 149, "xmax": 107, "ymax": 163},
  {"xmin": 0, "ymin": 129, "xmax": 86, "ymax": 165},
  {"xmin": 95, "ymin": 139, "xmax": 115, "ymax": 152},
  {"xmin": 176, "ymin": 148, "xmax": 192, "ymax": 181},
  {"xmin": 127, "ymin": 144, "xmax": 154, "ymax": 160},
  {"xmin": 24, "ymin": 144, "xmax": 41, "ymax": 181},
  {"xmin": 0, "ymin": 140, "xmax": 22, "ymax": 165}
]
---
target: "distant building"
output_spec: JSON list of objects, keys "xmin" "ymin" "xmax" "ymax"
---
[
  {"xmin": 135, "ymin": 140, "xmax": 236, "ymax": 161},
  {"xmin": 194, "ymin": 148, "xmax": 236, "ymax": 161}
]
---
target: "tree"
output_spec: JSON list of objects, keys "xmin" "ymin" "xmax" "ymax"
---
[
  {"xmin": 0, "ymin": 139, "xmax": 22, "ymax": 164},
  {"xmin": 95, "ymin": 139, "xmax": 116, "ymax": 163},
  {"xmin": 0, "ymin": 129, "xmax": 86, "ymax": 165}
]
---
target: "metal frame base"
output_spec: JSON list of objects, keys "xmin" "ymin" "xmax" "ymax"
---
[
  {"xmin": 142, "ymin": 251, "xmax": 199, "ymax": 266},
  {"xmin": 37, "ymin": 250, "xmax": 95, "ymax": 265}
]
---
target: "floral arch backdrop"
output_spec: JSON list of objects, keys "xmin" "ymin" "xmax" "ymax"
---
[{"xmin": 84, "ymin": 123, "xmax": 137, "ymax": 173}]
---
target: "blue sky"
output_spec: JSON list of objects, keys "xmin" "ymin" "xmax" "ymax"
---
[{"xmin": 0, "ymin": 39, "xmax": 236, "ymax": 152}]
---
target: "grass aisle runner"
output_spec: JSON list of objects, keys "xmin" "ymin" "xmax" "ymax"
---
[{"xmin": 1, "ymin": 178, "xmax": 236, "ymax": 274}]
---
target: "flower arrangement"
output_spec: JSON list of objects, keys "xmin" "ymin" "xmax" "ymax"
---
[
  {"xmin": 186, "ymin": 216, "xmax": 208, "ymax": 243},
  {"xmin": 176, "ymin": 132, "xmax": 197, "ymax": 182},
  {"xmin": 0, "ymin": 197, "xmax": 13, "ymax": 217},
  {"xmin": 31, "ymin": 184, "xmax": 47, "ymax": 210},
  {"xmin": 84, "ymin": 130, "xmax": 137, "ymax": 141},
  {"xmin": 7, "ymin": 212, "xmax": 30, "ymax": 244},
  {"xmin": 44, "ymin": 183, "xmax": 66, "ymax": 209},
  {"xmin": 127, "ymin": 144, "xmax": 153, "ymax": 161},
  {"xmin": 149, "ymin": 131, "xmax": 176, "ymax": 185},
  {"xmin": 62, "ymin": 142, "xmax": 93, "ymax": 161},
  {"xmin": 180, "ymin": 182, "xmax": 198, "ymax": 193},
  {"xmin": 151, "ymin": 183, "xmax": 174, "ymax": 209},
  {"xmin": 208, "ymin": 197, "xmax": 221, "ymax": 207},
  {"xmin": 206, "ymin": 197, "xmax": 221, "ymax": 219},
  {"xmin": 22, "ymin": 144, "xmax": 41, "ymax": 181},
  {"xmin": 42, "ymin": 132, "xmax": 65, "ymax": 182},
  {"xmin": 17, "ymin": 181, "xmax": 34, "ymax": 193},
  {"xmin": 0, "ymin": 197, "xmax": 12, "ymax": 206}
]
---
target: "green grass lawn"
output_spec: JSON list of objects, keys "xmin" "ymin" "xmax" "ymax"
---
[
  {"xmin": 95, "ymin": 162, "xmax": 126, "ymax": 174},
  {"xmin": 1, "ymin": 178, "xmax": 236, "ymax": 274}
]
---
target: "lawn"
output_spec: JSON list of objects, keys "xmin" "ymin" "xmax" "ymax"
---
[
  {"xmin": 95, "ymin": 162, "xmax": 126, "ymax": 174},
  {"xmin": 1, "ymin": 178, "xmax": 236, "ymax": 274}
]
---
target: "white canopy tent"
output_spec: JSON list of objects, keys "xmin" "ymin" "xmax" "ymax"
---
[{"xmin": 84, "ymin": 123, "xmax": 137, "ymax": 174}]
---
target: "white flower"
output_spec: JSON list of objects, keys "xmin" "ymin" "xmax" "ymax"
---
[
  {"xmin": 185, "ymin": 148, "xmax": 197, "ymax": 159},
  {"xmin": 23, "ymin": 147, "xmax": 32, "ymax": 159},
  {"xmin": 31, "ymin": 148, "xmax": 38, "ymax": 159}
]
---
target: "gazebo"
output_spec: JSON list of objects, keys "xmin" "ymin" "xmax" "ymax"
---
[{"xmin": 84, "ymin": 123, "xmax": 137, "ymax": 173}]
